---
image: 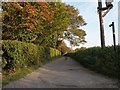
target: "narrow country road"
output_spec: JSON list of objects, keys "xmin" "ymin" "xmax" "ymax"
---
[{"xmin": 3, "ymin": 57, "xmax": 119, "ymax": 88}]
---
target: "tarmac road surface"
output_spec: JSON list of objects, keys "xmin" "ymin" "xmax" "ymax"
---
[{"xmin": 3, "ymin": 57, "xmax": 119, "ymax": 88}]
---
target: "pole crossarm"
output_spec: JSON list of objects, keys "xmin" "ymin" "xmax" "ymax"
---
[
  {"xmin": 97, "ymin": 0, "xmax": 113, "ymax": 48},
  {"xmin": 102, "ymin": 8, "xmax": 111, "ymax": 17}
]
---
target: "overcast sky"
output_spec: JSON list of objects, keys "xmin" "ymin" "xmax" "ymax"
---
[{"xmin": 62, "ymin": 0, "xmax": 119, "ymax": 49}]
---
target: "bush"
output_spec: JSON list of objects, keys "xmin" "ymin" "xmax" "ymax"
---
[
  {"xmin": 1, "ymin": 40, "xmax": 61, "ymax": 72},
  {"xmin": 67, "ymin": 46, "xmax": 120, "ymax": 79}
]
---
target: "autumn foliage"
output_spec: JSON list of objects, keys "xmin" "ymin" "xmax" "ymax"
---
[{"xmin": 2, "ymin": 2, "xmax": 86, "ymax": 51}]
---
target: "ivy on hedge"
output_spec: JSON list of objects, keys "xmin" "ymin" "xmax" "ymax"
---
[{"xmin": 1, "ymin": 40, "xmax": 61, "ymax": 71}]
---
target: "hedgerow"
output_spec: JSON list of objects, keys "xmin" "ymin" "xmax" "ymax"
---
[
  {"xmin": 67, "ymin": 46, "xmax": 120, "ymax": 79},
  {"xmin": 1, "ymin": 40, "xmax": 61, "ymax": 72}
]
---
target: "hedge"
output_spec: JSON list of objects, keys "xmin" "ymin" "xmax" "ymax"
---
[
  {"xmin": 67, "ymin": 46, "xmax": 120, "ymax": 79},
  {"xmin": 1, "ymin": 40, "xmax": 61, "ymax": 71}
]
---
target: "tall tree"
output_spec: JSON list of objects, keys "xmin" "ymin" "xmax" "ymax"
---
[
  {"xmin": 2, "ymin": 2, "xmax": 87, "ymax": 50},
  {"xmin": 57, "ymin": 4, "xmax": 87, "ymax": 50},
  {"xmin": 2, "ymin": 2, "xmax": 53, "ymax": 43},
  {"xmin": 66, "ymin": 5, "xmax": 86, "ymax": 29}
]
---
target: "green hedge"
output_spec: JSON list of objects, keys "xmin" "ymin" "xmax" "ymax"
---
[
  {"xmin": 67, "ymin": 46, "xmax": 120, "ymax": 79},
  {"xmin": 1, "ymin": 40, "xmax": 61, "ymax": 71}
]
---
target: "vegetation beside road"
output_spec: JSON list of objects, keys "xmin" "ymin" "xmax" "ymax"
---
[
  {"xmin": 1, "ymin": 40, "xmax": 61, "ymax": 85},
  {"xmin": 67, "ymin": 46, "xmax": 120, "ymax": 79},
  {"xmin": 1, "ymin": 2, "xmax": 87, "ymax": 85},
  {"xmin": 2, "ymin": 2, "xmax": 86, "ymax": 53}
]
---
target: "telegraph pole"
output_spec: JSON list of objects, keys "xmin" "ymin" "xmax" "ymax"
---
[
  {"xmin": 109, "ymin": 22, "xmax": 116, "ymax": 51},
  {"xmin": 98, "ymin": 0, "xmax": 105, "ymax": 48},
  {"xmin": 97, "ymin": 0, "xmax": 113, "ymax": 48}
]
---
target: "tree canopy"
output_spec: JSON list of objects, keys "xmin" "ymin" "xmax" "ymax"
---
[{"xmin": 2, "ymin": 2, "xmax": 87, "ymax": 51}]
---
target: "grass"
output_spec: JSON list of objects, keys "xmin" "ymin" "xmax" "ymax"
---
[
  {"xmin": 1, "ymin": 40, "xmax": 61, "ymax": 86},
  {"xmin": 2, "ymin": 56, "xmax": 62, "ymax": 86},
  {"xmin": 2, "ymin": 65, "xmax": 40, "ymax": 86}
]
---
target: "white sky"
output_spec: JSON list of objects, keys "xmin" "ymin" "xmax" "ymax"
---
[{"xmin": 62, "ymin": 0, "xmax": 119, "ymax": 49}]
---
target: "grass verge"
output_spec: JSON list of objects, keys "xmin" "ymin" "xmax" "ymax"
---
[
  {"xmin": 2, "ymin": 56, "xmax": 62, "ymax": 86},
  {"xmin": 2, "ymin": 65, "xmax": 40, "ymax": 86}
]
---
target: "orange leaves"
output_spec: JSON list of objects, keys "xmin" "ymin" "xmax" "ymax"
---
[
  {"xmin": 2, "ymin": 2, "xmax": 56, "ymax": 33},
  {"xmin": 39, "ymin": 2, "xmax": 54, "ymax": 23},
  {"xmin": 43, "ymin": 2, "xmax": 49, "ymax": 6},
  {"xmin": 40, "ymin": 10, "xmax": 49, "ymax": 21},
  {"xmin": 39, "ymin": 2, "xmax": 49, "ymax": 7},
  {"xmin": 15, "ymin": 3, "xmax": 23, "ymax": 10},
  {"xmin": 24, "ymin": 4, "xmax": 36, "ymax": 16}
]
